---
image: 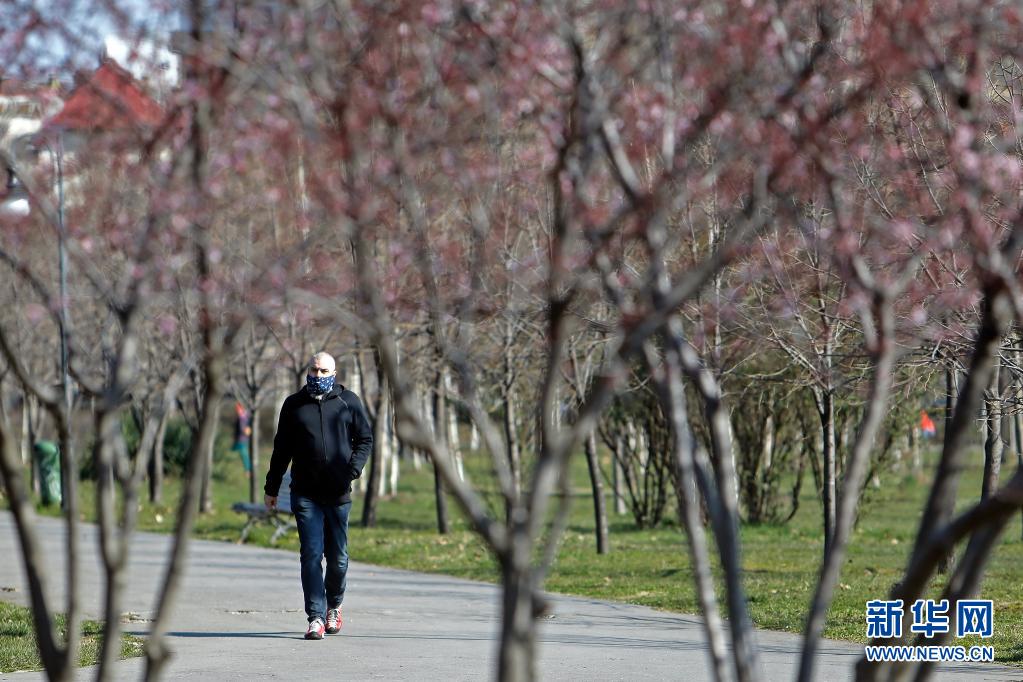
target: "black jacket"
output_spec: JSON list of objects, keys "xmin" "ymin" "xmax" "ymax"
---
[{"xmin": 264, "ymin": 384, "xmax": 374, "ymax": 505}]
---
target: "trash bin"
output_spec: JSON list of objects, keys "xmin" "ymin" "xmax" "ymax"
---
[{"xmin": 33, "ymin": 440, "xmax": 61, "ymax": 506}]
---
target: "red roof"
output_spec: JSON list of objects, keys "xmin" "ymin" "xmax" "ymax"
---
[{"xmin": 46, "ymin": 60, "xmax": 163, "ymax": 132}]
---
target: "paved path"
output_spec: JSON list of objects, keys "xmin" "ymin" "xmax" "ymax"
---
[{"xmin": 0, "ymin": 512, "xmax": 1019, "ymax": 681}]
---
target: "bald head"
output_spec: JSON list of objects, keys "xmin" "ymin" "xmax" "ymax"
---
[{"xmin": 308, "ymin": 352, "xmax": 336, "ymax": 377}]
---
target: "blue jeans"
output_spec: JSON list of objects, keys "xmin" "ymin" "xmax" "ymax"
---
[{"xmin": 293, "ymin": 495, "xmax": 351, "ymax": 622}]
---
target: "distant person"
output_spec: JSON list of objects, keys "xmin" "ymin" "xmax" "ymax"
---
[
  {"xmin": 232, "ymin": 402, "xmax": 253, "ymax": 476},
  {"xmin": 264, "ymin": 351, "xmax": 373, "ymax": 640},
  {"xmin": 920, "ymin": 410, "xmax": 936, "ymax": 438}
]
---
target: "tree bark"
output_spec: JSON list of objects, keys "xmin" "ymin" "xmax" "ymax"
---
[
  {"xmin": 655, "ymin": 330, "xmax": 730, "ymax": 682},
  {"xmin": 378, "ymin": 397, "xmax": 392, "ymax": 497},
  {"xmin": 502, "ymin": 316, "xmax": 521, "ymax": 522},
  {"xmin": 0, "ymin": 419, "xmax": 72, "ymax": 681},
  {"xmin": 94, "ymin": 406, "xmax": 129, "ymax": 681},
  {"xmin": 583, "ymin": 432, "xmax": 609, "ymax": 554},
  {"xmin": 912, "ymin": 288, "xmax": 1013, "ymax": 569},
  {"xmin": 149, "ymin": 409, "xmax": 168, "ymax": 504},
  {"xmin": 433, "ymin": 368, "xmax": 450, "ymax": 535},
  {"xmin": 503, "ymin": 389, "xmax": 521, "ymax": 523},
  {"xmin": 982, "ymin": 355, "xmax": 1003, "ymax": 500},
  {"xmin": 937, "ymin": 358, "xmax": 957, "ymax": 573},
  {"xmin": 447, "ymin": 371, "xmax": 464, "ymax": 481},
  {"xmin": 198, "ymin": 398, "xmax": 222, "ymax": 514},
  {"xmin": 909, "ymin": 425, "xmax": 921, "ymax": 475},
  {"xmin": 497, "ymin": 557, "xmax": 536, "ymax": 682},
  {"xmin": 1015, "ymin": 338, "xmax": 1023, "ymax": 541},
  {"xmin": 248, "ymin": 406, "xmax": 260, "ymax": 504},
  {"xmin": 362, "ymin": 365, "xmax": 387, "ymax": 528},
  {"xmin": 145, "ymin": 358, "xmax": 223, "ymax": 680},
  {"xmin": 470, "ymin": 422, "xmax": 480, "ymax": 450},
  {"xmin": 858, "ymin": 286, "xmax": 1017, "ymax": 682},
  {"xmin": 22, "ymin": 392, "xmax": 41, "ymax": 497},
  {"xmin": 675, "ymin": 339, "xmax": 760, "ymax": 682},
  {"xmin": 386, "ymin": 398, "xmax": 399, "ymax": 496},
  {"xmin": 612, "ymin": 437, "xmax": 626, "ymax": 514},
  {"xmin": 797, "ymin": 299, "xmax": 897, "ymax": 682},
  {"xmin": 815, "ymin": 387, "xmax": 837, "ymax": 556}
]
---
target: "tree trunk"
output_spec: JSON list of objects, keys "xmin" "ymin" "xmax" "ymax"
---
[
  {"xmin": 817, "ymin": 388, "xmax": 836, "ymax": 556},
  {"xmin": 1016, "ymin": 338, "xmax": 1023, "ymax": 541},
  {"xmin": 612, "ymin": 436, "xmax": 626, "ymax": 514},
  {"xmin": 797, "ymin": 302, "xmax": 898, "ymax": 682},
  {"xmin": 583, "ymin": 432, "xmax": 609, "ymax": 554},
  {"xmin": 433, "ymin": 369, "xmax": 449, "ymax": 535},
  {"xmin": 148, "ymin": 410, "xmax": 168, "ymax": 504},
  {"xmin": 273, "ymin": 387, "xmax": 287, "ymax": 438},
  {"xmin": 751, "ymin": 413, "xmax": 776, "ymax": 521},
  {"xmin": 28, "ymin": 394, "xmax": 42, "ymax": 498},
  {"xmin": 248, "ymin": 406, "xmax": 260, "ymax": 504},
  {"xmin": 199, "ymin": 399, "xmax": 222, "ymax": 514},
  {"xmin": 497, "ymin": 559, "xmax": 537, "ymax": 682},
  {"xmin": 94, "ymin": 402, "xmax": 133, "ymax": 681},
  {"xmin": 362, "ymin": 370, "xmax": 387, "ymax": 528},
  {"xmin": 914, "ymin": 289, "xmax": 1012, "ymax": 590},
  {"xmin": 910, "ymin": 425, "xmax": 922, "ymax": 474},
  {"xmin": 657, "ymin": 334, "xmax": 730, "ymax": 682},
  {"xmin": 675, "ymin": 336, "xmax": 760, "ymax": 682},
  {"xmin": 21, "ymin": 394, "xmax": 40, "ymax": 498},
  {"xmin": 447, "ymin": 372, "xmax": 464, "ymax": 481},
  {"xmin": 386, "ymin": 398, "xmax": 399, "ymax": 496},
  {"xmin": 0, "ymin": 415, "xmax": 75, "ymax": 682},
  {"xmin": 787, "ymin": 443, "xmax": 805, "ymax": 522},
  {"xmin": 502, "ymin": 316, "xmax": 521, "ymax": 522},
  {"xmin": 503, "ymin": 389, "xmax": 521, "ymax": 522},
  {"xmin": 353, "ymin": 353, "xmax": 372, "ymax": 495},
  {"xmin": 939, "ymin": 359, "xmax": 957, "ymax": 573},
  {"xmin": 349, "ymin": 352, "xmax": 363, "ymax": 397},
  {"xmin": 145, "ymin": 357, "xmax": 224, "ymax": 680},
  {"xmin": 982, "ymin": 357, "xmax": 1003, "ymax": 500},
  {"xmin": 377, "ymin": 396, "xmax": 392, "ymax": 497}
]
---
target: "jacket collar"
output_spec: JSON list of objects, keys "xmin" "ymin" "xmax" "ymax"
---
[{"xmin": 303, "ymin": 383, "xmax": 345, "ymax": 401}]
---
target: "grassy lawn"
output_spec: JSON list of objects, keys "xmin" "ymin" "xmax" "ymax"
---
[
  {"xmin": 0, "ymin": 600, "xmax": 144, "ymax": 673},
  {"xmin": 8, "ymin": 438, "xmax": 1023, "ymax": 664}
]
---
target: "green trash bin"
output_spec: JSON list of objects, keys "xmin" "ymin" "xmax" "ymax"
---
[{"xmin": 33, "ymin": 440, "xmax": 62, "ymax": 507}]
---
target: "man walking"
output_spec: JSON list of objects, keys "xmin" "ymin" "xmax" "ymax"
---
[{"xmin": 264, "ymin": 351, "xmax": 373, "ymax": 640}]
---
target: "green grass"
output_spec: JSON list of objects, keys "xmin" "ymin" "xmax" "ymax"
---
[
  {"xmin": 0, "ymin": 600, "xmax": 144, "ymax": 673},
  {"xmin": 8, "ymin": 440, "xmax": 1023, "ymax": 664}
]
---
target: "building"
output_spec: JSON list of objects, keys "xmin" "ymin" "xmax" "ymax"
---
[
  {"xmin": 45, "ymin": 58, "xmax": 165, "ymax": 150},
  {"xmin": 1, "ymin": 57, "xmax": 166, "ymax": 218}
]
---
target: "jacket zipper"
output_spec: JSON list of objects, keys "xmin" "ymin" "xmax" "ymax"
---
[{"xmin": 318, "ymin": 398, "xmax": 326, "ymax": 464}]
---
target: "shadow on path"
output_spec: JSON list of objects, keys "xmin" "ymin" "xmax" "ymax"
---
[{"xmin": 134, "ymin": 631, "xmax": 304, "ymax": 641}]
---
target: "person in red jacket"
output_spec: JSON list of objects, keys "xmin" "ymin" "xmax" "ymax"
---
[
  {"xmin": 920, "ymin": 410, "xmax": 936, "ymax": 438},
  {"xmin": 264, "ymin": 351, "xmax": 373, "ymax": 640}
]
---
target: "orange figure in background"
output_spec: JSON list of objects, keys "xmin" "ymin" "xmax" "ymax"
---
[
  {"xmin": 233, "ymin": 402, "xmax": 253, "ymax": 474},
  {"xmin": 920, "ymin": 410, "xmax": 936, "ymax": 438}
]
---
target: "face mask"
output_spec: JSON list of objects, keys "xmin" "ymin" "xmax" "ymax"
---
[{"xmin": 306, "ymin": 374, "xmax": 335, "ymax": 395}]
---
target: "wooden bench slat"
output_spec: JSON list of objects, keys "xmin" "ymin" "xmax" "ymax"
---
[{"xmin": 232, "ymin": 471, "xmax": 296, "ymax": 544}]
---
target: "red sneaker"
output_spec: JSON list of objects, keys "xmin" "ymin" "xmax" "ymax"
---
[
  {"xmin": 326, "ymin": 607, "xmax": 343, "ymax": 634},
  {"xmin": 305, "ymin": 618, "xmax": 325, "ymax": 640}
]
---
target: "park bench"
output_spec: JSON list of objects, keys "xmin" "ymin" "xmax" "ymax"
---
[{"xmin": 232, "ymin": 471, "xmax": 296, "ymax": 545}]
